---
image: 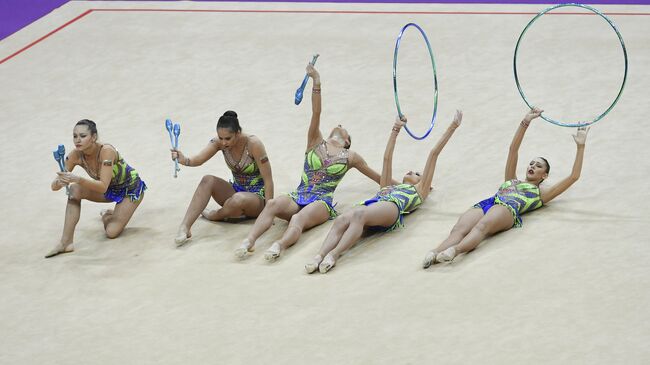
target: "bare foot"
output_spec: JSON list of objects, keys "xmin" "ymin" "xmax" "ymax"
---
[
  {"xmin": 436, "ymin": 247, "xmax": 457, "ymax": 263},
  {"xmin": 264, "ymin": 242, "xmax": 282, "ymax": 262},
  {"xmin": 234, "ymin": 239, "xmax": 255, "ymax": 259},
  {"xmin": 318, "ymin": 254, "xmax": 336, "ymax": 273},
  {"xmin": 305, "ymin": 255, "xmax": 323, "ymax": 274},
  {"xmin": 45, "ymin": 242, "xmax": 74, "ymax": 258},
  {"xmin": 422, "ymin": 250, "xmax": 439, "ymax": 269},
  {"xmin": 174, "ymin": 226, "xmax": 192, "ymax": 247}
]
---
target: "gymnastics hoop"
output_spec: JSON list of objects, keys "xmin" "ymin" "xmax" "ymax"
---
[
  {"xmin": 393, "ymin": 23, "xmax": 438, "ymax": 140},
  {"xmin": 514, "ymin": 3, "xmax": 628, "ymax": 127}
]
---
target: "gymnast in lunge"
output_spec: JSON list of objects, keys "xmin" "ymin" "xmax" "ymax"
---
[
  {"xmin": 235, "ymin": 64, "xmax": 383, "ymax": 260},
  {"xmin": 46, "ymin": 119, "xmax": 147, "ymax": 258},
  {"xmin": 171, "ymin": 111, "xmax": 273, "ymax": 246},
  {"xmin": 305, "ymin": 111, "xmax": 462, "ymax": 273},
  {"xmin": 422, "ymin": 107, "xmax": 589, "ymax": 268}
]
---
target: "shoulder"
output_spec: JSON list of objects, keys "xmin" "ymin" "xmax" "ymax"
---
[
  {"xmin": 99, "ymin": 144, "xmax": 118, "ymax": 157},
  {"xmin": 66, "ymin": 149, "xmax": 81, "ymax": 163},
  {"xmin": 347, "ymin": 150, "xmax": 365, "ymax": 165},
  {"xmin": 247, "ymin": 135, "xmax": 266, "ymax": 149},
  {"xmin": 208, "ymin": 138, "xmax": 222, "ymax": 150},
  {"xmin": 99, "ymin": 144, "xmax": 118, "ymax": 163}
]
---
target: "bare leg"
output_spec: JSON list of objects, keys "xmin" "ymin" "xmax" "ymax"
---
[
  {"xmin": 318, "ymin": 202, "xmax": 397, "ymax": 273},
  {"xmin": 102, "ymin": 193, "xmax": 144, "ymax": 239},
  {"xmin": 202, "ymin": 192, "xmax": 264, "ymax": 221},
  {"xmin": 305, "ymin": 213, "xmax": 352, "ymax": 273},
  {"xmin": 236, "ymin": 196, "xmax": 299, "ymax": 258},
  {"xmin": 176, "ymin": 175, "xmax": 235, "ymax": 245},
  {"xmin": 45, "ymin": 184, "xmax": 108, "ymax": 258},
  {"xmin": 423, "ymin": 208, "xmax": 483, "ymax": 268},
  {"xmin": 437, "ymin": 205, "xmax": 514, "ymax": 262},
  {"xmin": 264, "ymin": 201, "xmax": 330, "ymax": 262}
]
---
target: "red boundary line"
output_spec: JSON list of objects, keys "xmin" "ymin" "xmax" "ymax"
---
[
  {"xmin": 0, "ymin": 9, "xmax": 92, "ymax": 65},
  {"xmin": 2, "ymin": 7, "xmax": 648, "ymax": 65}
]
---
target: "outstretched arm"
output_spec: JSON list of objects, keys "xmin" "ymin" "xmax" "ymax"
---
[
  {"xmin": 306, "ymin": 64, "xmax": 324, "ymax": 149},
  {"xmin": 348, "ymin": 151, "xmax": 382, "ymax": 185},
  {"xmin": 172, "ymin": 139, "xmax": 220, "ymax": 167},
  {"xmin": 380, "ymin": 116, "xmax": 406, "ymax": 188},
  {"xmin": 505, "ymin": 107, "xmax": 543, "ymax": 181},
  {"xmin": 540, "ymin": 127, "xmax": 589, "ymax": 204},
  {"xmin": 416, "ymin": 110, "xmax": 462, "ymax": 199}
]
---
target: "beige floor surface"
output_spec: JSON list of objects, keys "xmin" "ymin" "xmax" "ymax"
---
[{"xmin": 1, "ymin": 1, "xmax": 649, "ymax": 364}]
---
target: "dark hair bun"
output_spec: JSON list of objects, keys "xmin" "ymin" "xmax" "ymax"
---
[
  {"xmin": 217, "ymin": 110, "xmax": 242, "ymax": 133},
  {"xmin": 223, "ymin": 110, "xmax": 238, "ymax": 118}
]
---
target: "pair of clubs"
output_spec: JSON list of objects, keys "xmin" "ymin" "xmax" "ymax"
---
[
  {"xmin": 52, "ymin": 144, "xmax": 69, "ymax": 194},
  {"xmin": 294, "ymin": 54, "xmax": 320, "ymax": 105},
  {"xmin": 165, "ymin": 119, "xmax": 181, "ymax": 178}
]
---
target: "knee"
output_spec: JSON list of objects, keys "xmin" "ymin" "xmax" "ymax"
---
[
  {"xmin": 225, "ymin": 193, "xmax": 246, "ymax": 208},
  {"xmin": 67, "ymin": 184, "xmax": 83, "ymax": 200},
  {"xmin": 265, "ymin": 198, "xmax": 282, "ymax": 212},
  {"xmin": 288, "ymin": 214, "xmax": 304, "ymax": 228},
  {"xmin": 473, "ymin": 220, "xmax": 490, "ymax": 236},
  {"xmin": 350, "ymin": 208, "xmax": 366, "ymax": 224},
  {"xmin": 105, "ymin": 226, "xmax": 123, "ymax": 239},
  {"xmin": 450, "ymin": 223, "xmax": 467, "ymax": 235},
  {"xmin": 199, "ymin": 175, "xmax": 215, "ymax": 186},
  {"xmin": 333, "ymin": 214, "xmax": 351, "ymax": 230}
]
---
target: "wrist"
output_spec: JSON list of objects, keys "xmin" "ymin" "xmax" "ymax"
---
[{"xmin": 520, "ymin": 119, "xmax": 530, "ymax": 127}]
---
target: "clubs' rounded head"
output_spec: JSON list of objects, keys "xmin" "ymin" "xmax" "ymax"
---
[
  {"xmin": 165, "ymin": 119, "xmax": 173, "ymax": 132},
  {"xmin": 173, "ymin": 123, "xmax": 180, "ymax": 137},
  {"xmin": 295, "ymin": 90, "xmax": 304, "ymax": 105},
  {"xmin": 57, "ymin": 144, "xmax": 65, "ymax": 158}
]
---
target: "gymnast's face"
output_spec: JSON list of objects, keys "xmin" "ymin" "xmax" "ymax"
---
[
  {"xmin": 216, "ymin": 127, "xmax": 240, "ymax": 149},
  {"xmin": 72, "ymin": 125, "xmax": 96, "ymax": 151},
  {"xmin": 403, "ymin": 171, "xmax": 421, "ymax": 185},
  {"xmin": 526, "ymin": 158, "xmax": 549, "ymax": 182},
  {"xmin": 329, "ymin": 125, "xmax": 351, "ymax": 149}
]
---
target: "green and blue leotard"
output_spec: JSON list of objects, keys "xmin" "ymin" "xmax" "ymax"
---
[
  {"xmin": 288, "ymin": 139, "xmax": 349, "ymax": 218},
  {"xmin": 474, "ymin": 179, "xmax": 543, "ymax": 227}
]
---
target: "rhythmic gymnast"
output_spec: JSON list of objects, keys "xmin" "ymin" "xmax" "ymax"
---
[
  {"xmin": 235, "ymin": 64, "xmax": 384, "ymax": 260},
  {"xmin": 171, "ymin": 111, "xmax": 273, "ymax": 246},
  {"xmin": 46, "ymin": 119, "xmax": 147, "ymax": 258},
  {"xmin": 423, "ymin": 107, "xmax": 589, "ymax": 267},
  {"xmin": 306, "ymin": 111, "xmax": 462, "ymax": 273}
]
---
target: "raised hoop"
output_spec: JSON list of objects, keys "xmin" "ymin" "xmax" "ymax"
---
[
  {"xmin": 514, "ymin": 3, "xmax": 628, "ymax": 127},
  {"xmin": 393, "ymin": 23, "xmax": 438, "ymax": 140}
]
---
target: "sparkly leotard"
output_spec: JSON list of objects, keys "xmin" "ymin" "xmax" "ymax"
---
[
  {"xmin": 78, "ymin": 144, "xmax": 146, "ymax": 203},
  {"xmin": 362, "ymin": 183, "xmax": 423, "ymax": 232},
  {"xmin": 474, "ymin": 179, "xmax": 543, "ymax": 227},
  {"xmin": 288, "ymin": 139, "xmax": 349, "ymax": 218},
  {"xmin": 220, "ymin": 137, "xmax": 265, "ymax": 199}
]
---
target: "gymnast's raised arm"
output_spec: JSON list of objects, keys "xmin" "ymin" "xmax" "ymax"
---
[
  {"xmin": 306, "ymin": 64, "xmax": 324, "ymax": 150},
  {"xmin": 505, "ymin": 107, "xmax": 543, "ymax": 181},
  {"xmin": 379, "ymin": 116, "xmax": 406, "ymax": 188},
  {"xmin": 416, "ymin": 110, "xmax": 462, "ymax": 199},
  {"xmin": 540, "ymin": 127, "xmax": 589, "ymax": 204}
]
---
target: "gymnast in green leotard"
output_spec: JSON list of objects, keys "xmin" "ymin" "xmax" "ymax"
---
[
  {"xmin": 46, "ymin": 119, "xmax": 146, "ymax": 258},
  {"xmin": 306, "ymin": 111, "xmax": 462, "ymax": 274},
  {"xmin": 422, "ymin": 107, "xmax": 590, "ymax": 268},
  {"xmin": 171, "ymin": 111, "xmax": 274, "ymax": 246},
  {"xmin": 235, "ymin": 63, "xmax": 383, "ymax": 260}
]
